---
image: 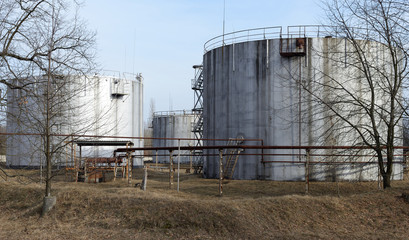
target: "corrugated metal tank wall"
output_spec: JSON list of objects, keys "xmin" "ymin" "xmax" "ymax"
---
[
  {"xmin": 152, "ymin": 111, "xmax": 195, "ymax": 164},
  {"xmin": 203, "ymin": 37, "xmax": 403, "ymax": 181}
]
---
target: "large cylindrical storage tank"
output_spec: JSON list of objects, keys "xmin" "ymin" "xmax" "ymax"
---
[
  {"xmin": 203, "ymin": 27, "xmax": 403, "ymax": 181},
  {"xmin": 79, "ymin": 73, "xmax": 144, "ymax": 166},
  {"xmin": 152, "ymin": 110, "xmax": 195, "ymax": 164},
  {"xmin": 6, "ymin": 72, "xmax": 143, "ymax": 167}
]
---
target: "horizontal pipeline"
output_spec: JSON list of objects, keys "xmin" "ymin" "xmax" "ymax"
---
[
  {"xmin": 131, "ymin": 153, "xmax": 408, "ymax": 158},
  {"xmin": 115, "ymin": 145, "xmax": 409, "ymax": 153},
  {"xmin": 0, "ymin": 132, "xmax": 262, "ymax": 142}
]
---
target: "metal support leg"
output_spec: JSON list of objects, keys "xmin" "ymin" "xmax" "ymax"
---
[
  {"xmin": 155, "ymin": 150, "xmax": 158, "ymax": 171},
  {"xmin": 190, "ymin": 150, "xmax": 193, "ymax": 173},
  {"xmin": 126, "ymin": 153, "xmax": 129, "ymax": 182},
  {"xmin": 127, "ymin": 153, "xmax": 132, "ymax": 186},
  {"xmin": 305, "ymin": 149, "xmax": 310, "ymax": 194},
  {"xmin": 169, "ymin": 150, "xmax": 174, "ymax": 189}
]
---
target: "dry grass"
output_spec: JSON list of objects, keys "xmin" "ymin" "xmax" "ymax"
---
[{"xmin": 1, "ymin": 168, "xmax": 409, "ymax": 239}]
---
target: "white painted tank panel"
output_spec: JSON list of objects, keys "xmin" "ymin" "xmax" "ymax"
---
[{"xmin": 6, "ymin": 75, "xmax": 143, "ymax": 167}]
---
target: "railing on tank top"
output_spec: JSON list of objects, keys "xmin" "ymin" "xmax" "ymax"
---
[{"xmin": 204, "ymin": 25, "xmax": 380, "ymax": 53}]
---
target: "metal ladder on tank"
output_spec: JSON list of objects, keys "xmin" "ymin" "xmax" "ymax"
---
[
  {"xmin": 191, "ymin": 64, "xmax": 204, "ymax": 173},
  {"xmin": 223, "ymin": 138, "xmax": 243, "ymax": 179}
]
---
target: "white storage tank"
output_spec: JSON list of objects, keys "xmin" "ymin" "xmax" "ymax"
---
[{"xmin": 6, "ymin": 72, "xmax": 143, "ymax": 167}]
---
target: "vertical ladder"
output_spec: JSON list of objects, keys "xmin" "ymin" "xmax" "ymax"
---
[
  {"xmin": 223, "ymin": 138, "xmax": 242, "ymax": 179},
  {"xmin": 191, "ymin": 65, "xmax": 204, "ymax": 169}
]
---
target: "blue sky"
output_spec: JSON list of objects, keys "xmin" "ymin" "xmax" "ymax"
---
[{"xmin": 80, "ymin": 0, "xmax": 322, "ymax": 122}]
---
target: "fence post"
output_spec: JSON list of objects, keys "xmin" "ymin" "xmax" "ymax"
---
[
  {"xmin": 141, "ymin": 165, "xmax": 147, "ymax": 191},
  {"xmin": 126, "ymin": 152, "xmax": 129, "ymax": 182},
  {"xmin": 219, "ymin": 149, "xmax": 223, "ymax": 196},
  {"xmin": 127, "ymin": 152, "xmax": 132, "ymax": 186},
  {"xmin": 177, "ymin": 139, "xmax": 180, "ymax": 193},
  {"xmin": 74, "ymin": 140, "xmax": 78, "ymax": 183},
  {"xmin": 305, "ymin": 148, "xmax": 310, "ymax": 194},
  {"xmin": 155, "ymin": 150, "xmax": 158, "ymax": 171},
  {"xmin": 169, "ymin": 150, "xmax": 173, "ymax": 189}
]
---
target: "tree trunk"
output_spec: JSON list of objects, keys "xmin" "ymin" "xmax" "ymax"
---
[
  {"xmin": 42, "ymin": 48, "xmax": 54, "ymax": 216},
  {"xmin": 45, "ymin": 133, "xmax": 51, "ymax": 196},
  {"xmin": 42, "ymin": 148, "xmax": 56, "ymax": 216},
  {"xmin": 382, "ymin": 173, "xmax": 391, "ymax": 188}
]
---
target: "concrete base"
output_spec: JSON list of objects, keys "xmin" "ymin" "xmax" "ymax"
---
[{"xmin": 42, "ymin": 196, "xmax": 56, "ymax": 216}]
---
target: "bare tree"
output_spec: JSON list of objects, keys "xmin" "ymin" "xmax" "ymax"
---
[
  {"xmin": 308, "ymin": 0, "xmax": 409, "ymax": 188},
  {"xmin": 1, "ymin": 0, "xmax": 96, "ymax": 214}
]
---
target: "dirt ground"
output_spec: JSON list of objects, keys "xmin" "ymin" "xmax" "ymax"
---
[{"xmin": 1, "ymin": 168, "xmax": 409, "ymax": 239}]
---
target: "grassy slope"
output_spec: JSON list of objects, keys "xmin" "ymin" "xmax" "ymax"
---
[{"xmin": 0, "ymin": 170, "xmax": 409, "ymax": 239}]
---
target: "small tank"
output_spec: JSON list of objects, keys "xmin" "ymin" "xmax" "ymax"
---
[{"xmin": 152, "ymin": 110, "xmax": 195, "ymax": 164}]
